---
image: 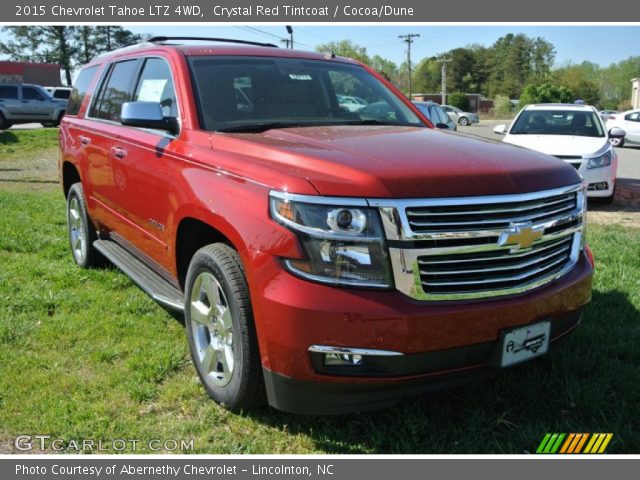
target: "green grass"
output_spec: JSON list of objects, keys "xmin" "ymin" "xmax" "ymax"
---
[
  {"xmin": 0, "ymin": 189, "xmax": 639, "ymax": 454},
  {"xmin": 0, "ymin": 129, "xmax": 58, "ymax": 156}
]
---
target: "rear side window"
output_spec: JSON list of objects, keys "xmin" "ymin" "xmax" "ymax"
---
[
  {"xmin": 0, "ymin": 86, "xmax": 18, "ymax": 99},
  {"xmin": 133, "ymin": 58, "xmax": 177, "ymax": 118},
  {"xmin": 54, "ymin": 89, "xmax": 71, "ymax": 100},
  {"xmin": 67, "ymin": 66, "xmax": 98, "ymax": 115},
  {"xmin": 22, "ymin": 87, "xmax": 45, "ymax": 100},
  {"xmin": 92, "ymin": 59, "xmax": 138, "ymax": 122}
]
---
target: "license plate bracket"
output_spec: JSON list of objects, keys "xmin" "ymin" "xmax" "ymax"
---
[{"xmin": 494, "ymin": 321, "xmax": 551, "ymax": 368}]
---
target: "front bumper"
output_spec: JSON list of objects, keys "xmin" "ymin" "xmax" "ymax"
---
[{"xmin": 249, "ymin": 251, "xmax": 593, "ymax": 414}]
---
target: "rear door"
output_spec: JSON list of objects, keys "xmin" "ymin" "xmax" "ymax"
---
[{"xmin": 0, "ymin": 85, "xmax": 21, "ymax": 120}]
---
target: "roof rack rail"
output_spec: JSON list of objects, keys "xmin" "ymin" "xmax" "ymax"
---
[{"xmin": 147, "ymin": 36, "xmax": 278, "ymax": 48}]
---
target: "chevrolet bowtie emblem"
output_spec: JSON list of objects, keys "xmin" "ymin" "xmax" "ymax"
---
[{"xmin": 498, "ymin": 222, "xmax": 543, "ymax": 251}]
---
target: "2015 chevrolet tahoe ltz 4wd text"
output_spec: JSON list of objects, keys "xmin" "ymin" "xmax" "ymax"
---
[{"xmin": 59, "ymin": 37, "xmax": 594, "ymax": 415}]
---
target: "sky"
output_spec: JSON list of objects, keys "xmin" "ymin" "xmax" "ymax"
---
[
  {"xmin": 121, "ymin": 25, "xmax": 640, "ymax": 68},
  {"xmin": 0, "ymin": 25, "xmax": 638, "ymax": 68}
]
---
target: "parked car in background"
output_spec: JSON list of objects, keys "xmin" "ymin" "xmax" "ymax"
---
[
  {"xmin": 45, "ymin": 86, "xmax": 73, "ymax": 101},
  {"xmin": 442, "ymin": 104, "xmax": 479, "ymax": 126},
  {"xmin": 0, "ymin": 83, "xmax": 67, "ymax": 129},
  {"xmin": 599, "ymin": 109, "xmax": 618, "ymax": 122},
  {"xmin": 337, "ymin": 94, "xmax": 367, "ymax": 112},
  {"xmin": 413, "ymin": 101, "xmax": 457, "ymax": 131},
  {"xmin": 494, "ymin": 104, "xmax": 625, "ymax": 203},
  {"xmin": 605, "ymin": 109, "xmax": 640, "ymax": 147}
]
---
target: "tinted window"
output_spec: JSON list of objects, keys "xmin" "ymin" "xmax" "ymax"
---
[
  {"xmin": 625, "ymin": 112, "xmax": 640, "ymax": 122},
  {"xmin": 133, "ymin": 58, "xmax": 177, "ymax": 118},
  {"xmin": 433, "ymin": 105, "xmax": 450, "ymax": 125},
  {"xmin": 92, "ymin": 59, "xmax": 138, "ymax": 122},
  {"xmin": 67, "ymin": 66, "xmax": 98, "ymax": 115},
  {"xmin": 189, "ymin": 56, "xmax": 422, "ymax": 132},
  {"xmin": 22, "ymin": 87, "xmax": 45, "ymax": 100},
  {"xmin": 414, "ymin": 103, "xmax": 431, "ymax": 121},
  {"xmin": 54, "ymin": 90, "xmax": 71, "ymax": 100},
  {"xmin": 0, "ymin": 86, "xmax": 18, "ymax": 99}
]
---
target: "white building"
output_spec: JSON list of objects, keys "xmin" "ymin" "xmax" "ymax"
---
[{"xmin": 632, "ymin": 78, "xmax": 639, "ymax": 109}]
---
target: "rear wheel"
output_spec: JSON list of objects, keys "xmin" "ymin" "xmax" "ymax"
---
[
  {"xmin": 459, "ymin": 116, "xmax": 469, "ymax": 126},
  {"xmin": 185, "ymin": 243, "xmax": 265, "ymax": 411},
  {"xmin": 67, "ymin": 183, "xmax": 100, "ymax": 268}
]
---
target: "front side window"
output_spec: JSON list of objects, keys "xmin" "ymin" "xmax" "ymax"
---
[
  {"xmin": 92, "ymin": 59, "xmax": 138, "ymax": 122},
  {"xmin": 22, "ymin": 87, "xmax": 45, "ymax": 101},
  {"xmin": 189, "ymin": 56, "xmax": 423, "ymax": 132},
  {"xmin": 510, "ymin": 109, "xmax": 605, "ymax": 137},
  {"xmin": 133, "ymin": 57, "xmax": 178, "ymax": 119},
  {"xmin": 625, "ymin": 112, "xmax": 640, "ymax": 122}
]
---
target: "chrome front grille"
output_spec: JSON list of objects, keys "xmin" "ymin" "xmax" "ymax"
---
[
  {"xmin": 417, "ymin": 236, "xmax": 573, "ymax": 295},
  {"xmin": 405, "ymin": 191, "xmax": 576, "ymax": 233},
  {"xmin": 370, "ymin": 184, "xmax": 585, "ymax": 300}
]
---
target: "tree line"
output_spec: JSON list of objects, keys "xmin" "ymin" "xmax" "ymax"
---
[
  {"xmin": 0, "ymin": 26, "xmax": 145, "ymax": 85},
  {"xmin": 316, "ymin": 34, "xmax": 639, "ymax": 110}
]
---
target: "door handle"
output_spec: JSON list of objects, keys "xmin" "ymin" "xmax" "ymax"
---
[
  {"xmin": 112, "ymin": 147, "xmax": 127, "ymax": 159},
  {"xmin": 78, "ymin": 135, "xmax": 90, "ymax": 145}
]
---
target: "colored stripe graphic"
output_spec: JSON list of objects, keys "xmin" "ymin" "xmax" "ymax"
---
[{"xmin": 537, "ymin": 433, "xmax": 613, "ymax": 454}]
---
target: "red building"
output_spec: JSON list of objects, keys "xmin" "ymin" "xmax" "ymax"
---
[{"xmin": 0, "ymin": 61, "xmax": 62, "ymax": 86}]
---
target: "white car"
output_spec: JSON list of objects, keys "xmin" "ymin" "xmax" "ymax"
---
[
  {"xmin": 493, "ymin": 104, "xmax": 625, "ymax": 203},
  {"xmin": 337, "ymin": 95, "xmax": 367, "ymax": 113},
  {"xmin": 605, "ymin": 109, "xmax": 640, "ymax": 148}
]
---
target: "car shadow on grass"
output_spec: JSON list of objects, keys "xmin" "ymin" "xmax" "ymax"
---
[{"xmin": 244, "ymin": 290, "xmax": 640, "ymax": 454}]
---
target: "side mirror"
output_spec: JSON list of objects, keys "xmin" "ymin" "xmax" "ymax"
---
[
  {"xmin": 493, "ymin": 124, "xmax": 507, "ymax": 135},
  {"xmin": 121, "ymin": 102, "xmax": 177, "ymax": 134},
  {"xmin": 608, "ymin": 127, "xmax": 626, "ymax": 139},
  {"xmin": 435, "ymin": 123, "xmax": 450, "ymax": 129}
]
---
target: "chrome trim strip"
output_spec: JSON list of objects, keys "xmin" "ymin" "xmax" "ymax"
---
[
  {"xmin": 270, "ymin": 190, "xmax": 369, "ymax": 207},
  {"xmin": 419, "ymin": 246, "xmax": 571, "ymax": 275},
  {"xmin": 404, "ymin": 195, "xmax": 574, "ymax": 217},
  {"xmin": 308, "ymin": 345, "xmax": 404, "ymax": 356}
]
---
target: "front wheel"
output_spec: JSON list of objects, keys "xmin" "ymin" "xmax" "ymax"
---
[
  {"xmin": 459, "ymin": 117, "xmax": 469, "ymax": 126},
  {"xmin": 66, "ymin": 183, "xmax": 100, "ymax": 268},
  {"xmin": 0, "ymin": 112, "xmax": 9, "ymax": 130},
  {"xmin": 609, "ymin": 137, "xmax": 624, "ymax": 147},
  {"xmin": 185, "ymin": 243, "xmax": 265, "ymax": 411}
]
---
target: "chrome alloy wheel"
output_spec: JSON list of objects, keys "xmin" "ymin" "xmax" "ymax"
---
[
  {"xmin": 189, "ymin": 272, "xmax": 235, "ymax": 387},
  {"xmin": 68, "ymin": 195, "xmax": 87, "ymax": 264}
]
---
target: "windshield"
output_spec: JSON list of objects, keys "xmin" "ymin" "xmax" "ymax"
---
[
  {"xmin": 188, "ymin": 56, "xmax": 424, "ymax": 132},
  {"xmin": 510, "ymin": 109, "xmax": 605, "ymax": 137}
]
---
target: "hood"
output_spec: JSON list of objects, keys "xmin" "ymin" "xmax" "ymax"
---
[
  {"xmin": 504, "ymin": 134, "xmax": 610, "ymax": 158},
  {"xmin": 212, "ymin": 126, "xmax": 581, "ymax": 198}
]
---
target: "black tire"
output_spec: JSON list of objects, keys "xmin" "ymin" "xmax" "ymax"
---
[
  {"xmin": 597, "ymin": 186, "xmax": 616, "ymax": 205},
  {"xmin": 609, "ymin": 137, "xmax": 624, "ymax": 148},
  {"xmin": 185, "ymin": 243, "xmax": 265, "ymax": 411},
  {"xmin": 66, "ymin": 183, "xmax": 100, "ymax": 268},
  {"xmin": 459, "ymin": 116, "xmax": 469, "ymax": 126},
  {"xmin": 0, "ymin": 112, "xmax": 9, "ymax": 130}
]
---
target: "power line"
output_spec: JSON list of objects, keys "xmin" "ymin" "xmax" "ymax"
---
[{"xmin": 399, "ymin": 33, "xmax": 420, "ymax": 98}]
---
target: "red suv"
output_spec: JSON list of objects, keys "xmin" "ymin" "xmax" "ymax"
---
[{"xmin": 60, "ymin": 37, "xmax": 594, "ymax": 414}]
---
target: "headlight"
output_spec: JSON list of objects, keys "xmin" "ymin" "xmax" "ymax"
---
[
  {"xmin": 270, "ymin": 192, "xmax": 392, "ymax": 288},
  {"xmin": 587, "ymin": 151, "xmax": 612, "ymax": 169}
]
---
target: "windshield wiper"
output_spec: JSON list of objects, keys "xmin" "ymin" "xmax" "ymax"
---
[{"xmin": 216, "ymin": 122, "xmax": 317, "ymax": 133}]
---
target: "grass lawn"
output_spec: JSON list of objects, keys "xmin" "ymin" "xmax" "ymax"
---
[
  {"xmin": 0, "ymin": 129, "xmax": 59, "ymax": 156},
  {"xmin": 0, "ymin": 130, "xmax": 639, "ymax": 453}
]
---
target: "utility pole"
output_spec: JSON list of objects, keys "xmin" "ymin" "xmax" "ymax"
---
[
  {"xmin": 399, "ymin": 33, "xmax": 420, "ymax": 98},
  {"xmin": 360, "ymin": 47, "xmax": 367, "ymax": 64},
  {"xmin": 438, "ymin": 56, "xmax": 452, "ymax": 105},
  {"xmin": 286, "ymin": 26, "xmax": 293, "ymax": 49},
  {"xmin": 280, "ymin": 38, "xmax": 290, "ymax": 49}
]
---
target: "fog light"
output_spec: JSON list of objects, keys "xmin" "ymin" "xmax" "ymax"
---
[{"xmin": 324, "ymin": 352, "xmax": 363, "ymax": 366}]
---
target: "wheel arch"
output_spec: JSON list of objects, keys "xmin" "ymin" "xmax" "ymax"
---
[{"xmin": 61, "ymin": 161, "xmax": 81, "ymax": 198}]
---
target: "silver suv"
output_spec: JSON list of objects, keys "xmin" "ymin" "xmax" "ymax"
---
[{"xmin": 0, "ymin": 83, "xmax": 67, "ymax": 130}]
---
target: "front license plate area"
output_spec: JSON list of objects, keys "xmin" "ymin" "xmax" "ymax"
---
[{"xmin": 498, "ymin": 321, "xmax": 551, "ymax": 367}]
